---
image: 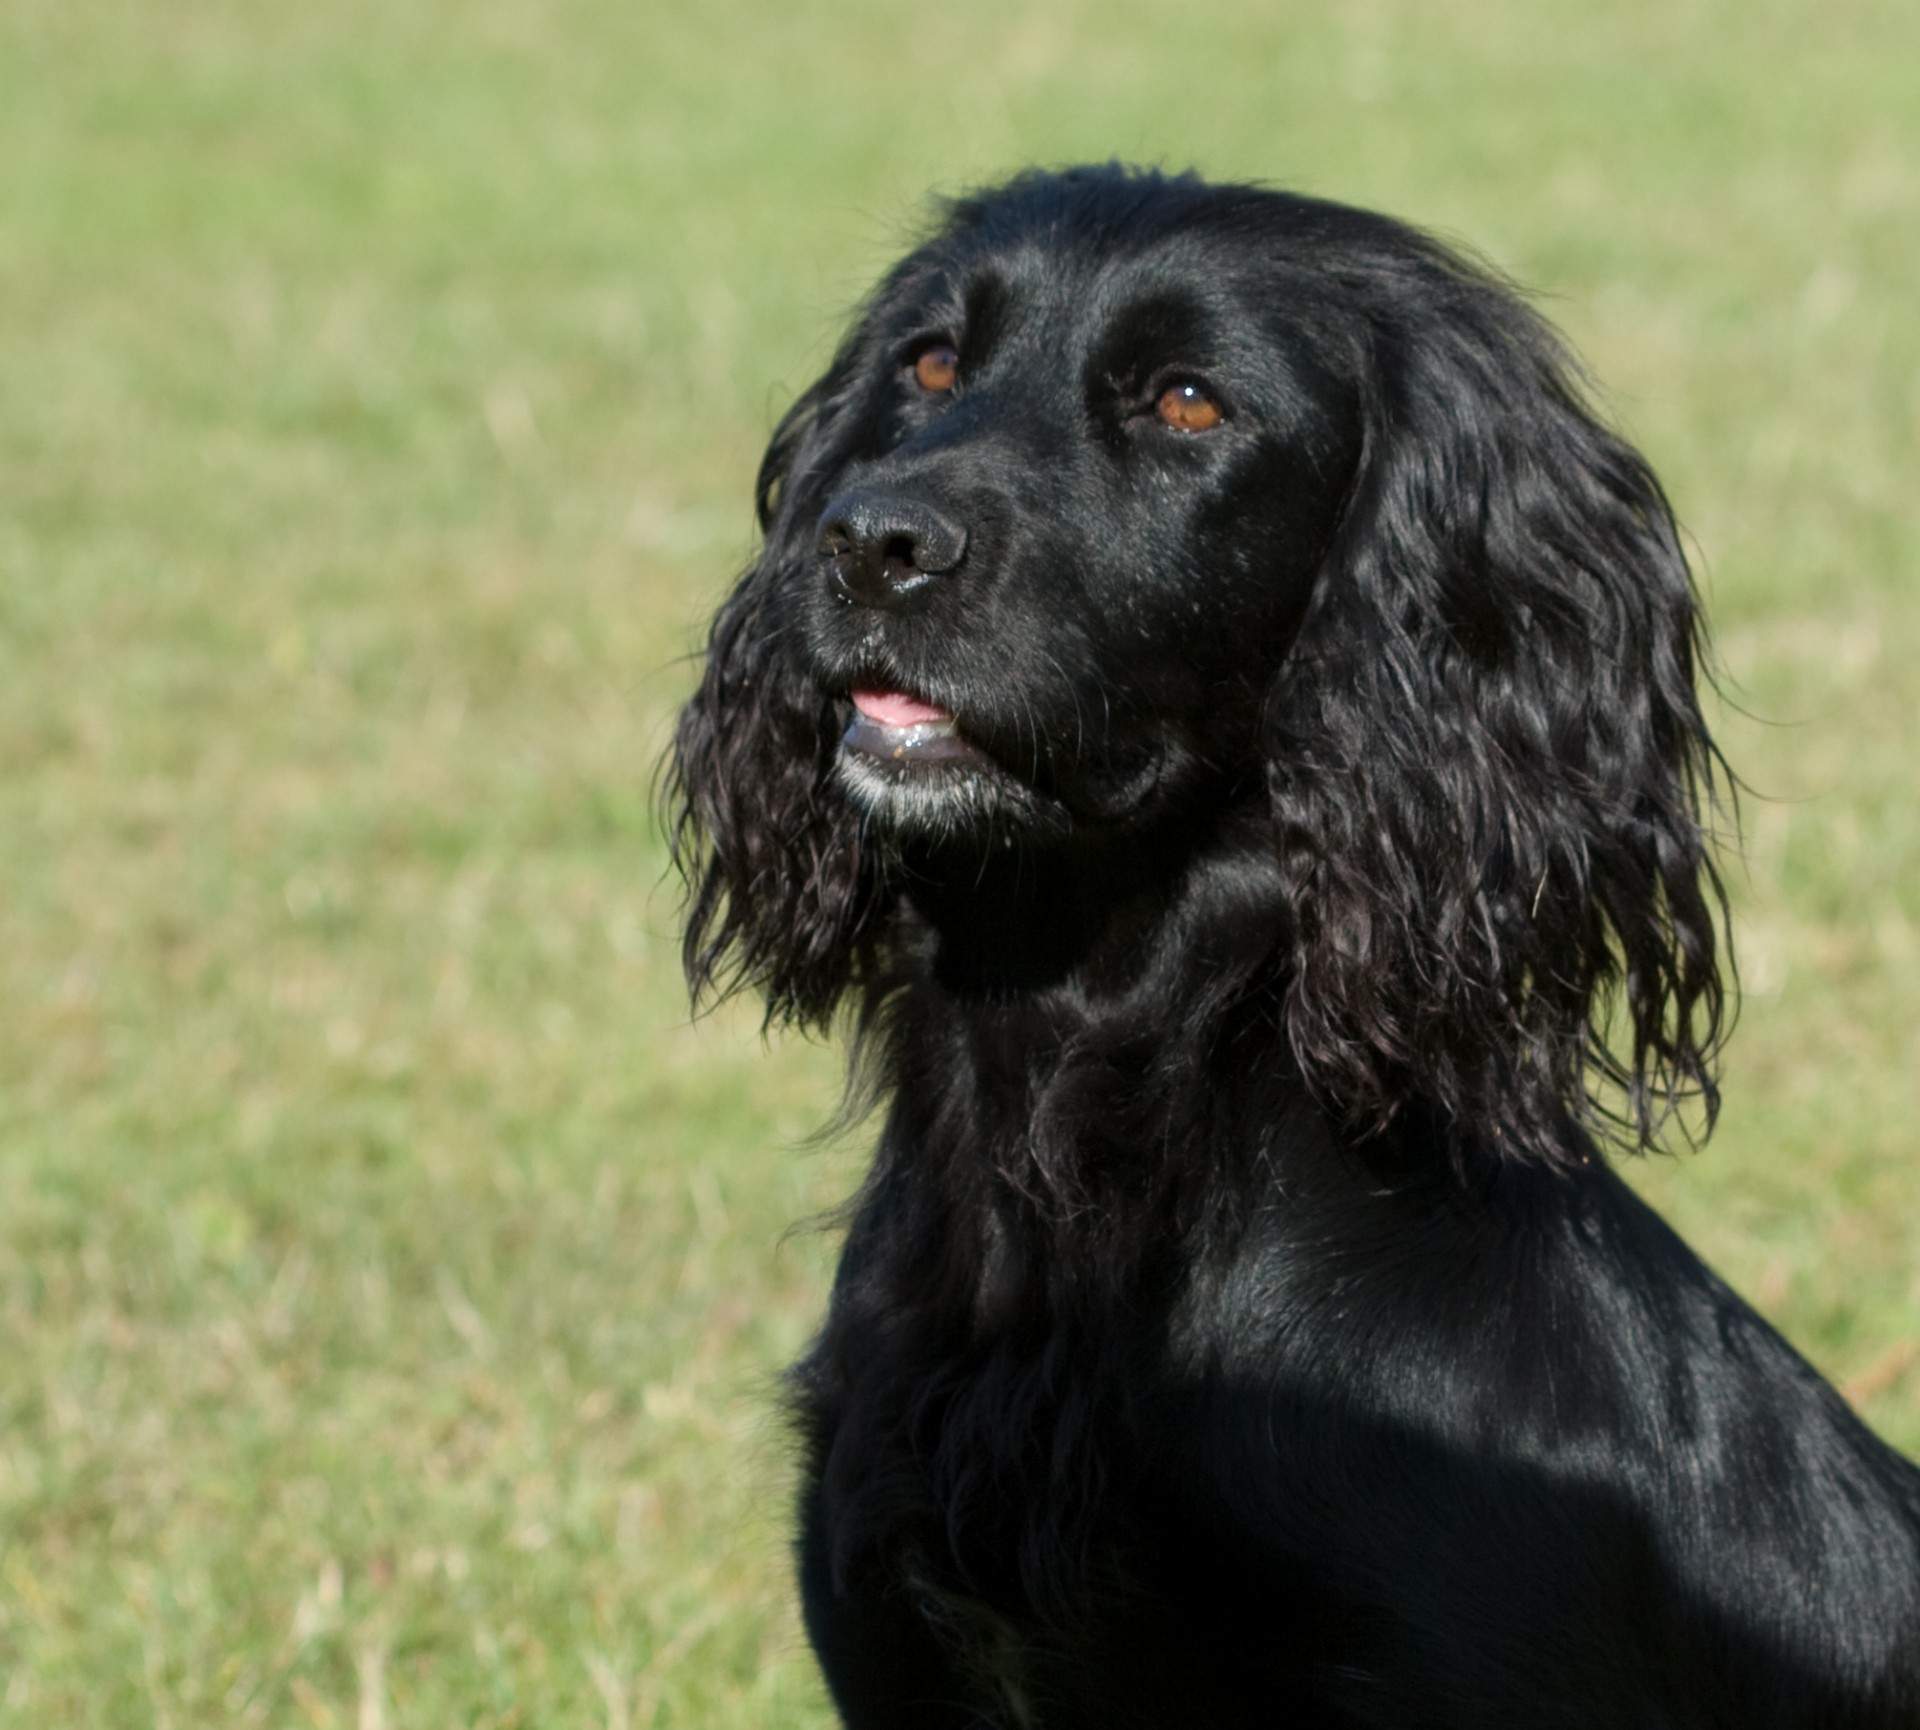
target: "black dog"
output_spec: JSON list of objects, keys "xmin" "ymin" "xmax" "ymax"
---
[{"xmin": 670, "ymin": 166, "xmax": 1920, "ymax": 1727}]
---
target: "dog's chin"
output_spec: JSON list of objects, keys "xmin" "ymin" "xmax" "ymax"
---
[
  {"xmin": 833, "ymin": 733, "xmax": 1073, "ymax": 847},
  {"xmin": 833, "ymin": 714, "xmax": 1170, "ymax": 849}
]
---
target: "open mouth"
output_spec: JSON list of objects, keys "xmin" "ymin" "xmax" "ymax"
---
[{"xmin": 842, "ymin": 687, "xmax": 992, "ymax": 768}]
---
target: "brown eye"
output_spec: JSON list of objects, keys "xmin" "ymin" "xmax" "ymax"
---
[
  {"xmin": 1155, "ymin": 381, "xmax": 1223, "ymax": 432},
  {"xmin": 912, "ymin": 344, "xmax": 960, "ymax": 393}
]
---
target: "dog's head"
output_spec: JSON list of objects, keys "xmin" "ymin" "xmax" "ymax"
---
[{"xmin": 670, "ymin": 165, "xmax": 1729, "ymax": 1162}]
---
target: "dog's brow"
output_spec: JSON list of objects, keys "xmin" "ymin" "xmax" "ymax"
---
[
  {"xmin": 958, "ymin": 270, "xmax": 1011, "ymax": 360},
  {"xmin": 1088, "ymin": 289, "xmax": 1214, "ymax": 388}
]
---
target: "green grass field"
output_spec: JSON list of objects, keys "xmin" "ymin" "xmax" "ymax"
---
[{"xmin": 2, "ymin": 0, "xmax": 1915, "ymax": 1721}]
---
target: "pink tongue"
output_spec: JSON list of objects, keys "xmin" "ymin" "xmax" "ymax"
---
[{"xmin": 852, "ymin": 687, "xmax": 952, "ymax": 727}]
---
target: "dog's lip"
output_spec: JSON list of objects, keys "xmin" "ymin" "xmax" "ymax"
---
[
  {"xmin": 851, "ymin": 687, "xmax": 953, "ymax": 727},
  {"xmin": 840, "ymin": 685, "xmax": 992, "ymax": 768}
]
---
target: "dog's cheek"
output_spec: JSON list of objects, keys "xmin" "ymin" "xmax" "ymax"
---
[{"xmin": 1096, "ymin": 446, "xmax": 1332, "ymax": 715}]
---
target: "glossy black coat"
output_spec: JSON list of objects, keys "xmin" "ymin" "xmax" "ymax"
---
[{"xmin": 670, "ymin": 166, "xmax": 1920, "ymax": 1727}]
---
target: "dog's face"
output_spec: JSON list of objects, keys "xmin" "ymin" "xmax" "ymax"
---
[
  {"xmin": 673, "ymin": 167, "xmax": 1727, "ymax": 1160},
  {"xmin": 791, "ymin": 209, "xmax": 1366, "ymax": 843}
]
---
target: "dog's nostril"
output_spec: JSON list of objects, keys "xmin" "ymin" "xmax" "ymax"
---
[{"xmin": 816, "ymin": 491, "xmax": 968, "ymax": 607}]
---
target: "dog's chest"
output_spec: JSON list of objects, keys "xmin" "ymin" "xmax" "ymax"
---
[{"xmin": 810, "ymin": 1308, "xmax": 1211, "ymax": 1724}]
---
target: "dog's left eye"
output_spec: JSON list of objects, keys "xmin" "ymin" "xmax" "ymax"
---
[
  {"xmin": 1155, "ymin": 381, "xmax": 1224, "ymax": 432},
  {"xmin": 911, "ymin": 344, "xmax": 960, "ymax": 393}
]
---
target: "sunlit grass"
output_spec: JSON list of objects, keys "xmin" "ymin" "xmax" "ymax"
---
[{"xmin": 1, "ymin": 0, "xmax": 1915, "ymax": 1721}]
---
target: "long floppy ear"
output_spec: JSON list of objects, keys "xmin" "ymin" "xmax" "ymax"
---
[
  {"xmin": 666, "ymin": 367, "xmax": 889, "ymax": 1027},
  {"xmin": 1266, "ymin": 242, "xmax": 1731, "ymax": 1163}
]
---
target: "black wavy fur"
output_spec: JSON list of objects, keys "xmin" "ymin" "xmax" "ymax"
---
[{"xmin": 668, "ymin": 166, "xmax": 1920, "ymax": 1727}]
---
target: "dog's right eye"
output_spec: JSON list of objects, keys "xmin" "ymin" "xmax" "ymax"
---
[
  {"xmin": 911, "ymin": 344, "xmax": 960, "ymax": 393},
  {"xmin": 1155, "ymin": 380, "xmax": 1224, "ymax": 433}
]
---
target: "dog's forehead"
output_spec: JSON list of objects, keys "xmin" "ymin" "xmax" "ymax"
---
[{"xmin": 902, "ymin": 226, "xmax": 1274, "ymax": 366}]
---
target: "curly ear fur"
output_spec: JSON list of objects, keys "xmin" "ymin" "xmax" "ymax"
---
[
  {"xmin": 667, "ymin": 369, "xmax": 890, "ymax": 1026},
  {"xmin": 1266, "ymin": 235, "xmax": 1730, "ymax": 1160}
]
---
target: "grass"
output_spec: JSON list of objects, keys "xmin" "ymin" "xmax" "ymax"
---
[{"xmin": 0, "ymin": 0, "xmax": 1915, "ymax": 1721}]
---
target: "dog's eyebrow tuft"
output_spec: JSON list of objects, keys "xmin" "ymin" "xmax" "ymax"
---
[
  {"xmin": 1086, "ymin": 290, "xmax": 1214, "ymax": 394},
  {"xmin": 957, "ymin": 270, "xmax": 1012, "ymax": 364}
]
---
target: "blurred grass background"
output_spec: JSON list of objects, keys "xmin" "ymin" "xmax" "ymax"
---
[{"xmin": 0, "ymin": 0, "xmax": 1915, "ymax": 1721}]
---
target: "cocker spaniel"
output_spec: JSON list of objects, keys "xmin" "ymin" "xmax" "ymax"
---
[{"xmin": 669, "ymin": 165, "xmax": 1920, "ymax": 1727}]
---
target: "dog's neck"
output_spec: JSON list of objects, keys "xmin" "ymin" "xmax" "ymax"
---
[
  {"xmin": 895, "ymin": 797, "xmax": 1284, "ymax": 1009},
  {"xmin": 860, "ymin": 794, "xmax": 1475, "ymax": 1258},
  {"xmin": 868, "ymin": 799, "xmax": 1312, "ymax": 1218}
]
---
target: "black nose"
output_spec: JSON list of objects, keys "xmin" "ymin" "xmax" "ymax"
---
[{"xmin": 817, "ymin": 490, "xmax": 968, "ymax": 608}]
